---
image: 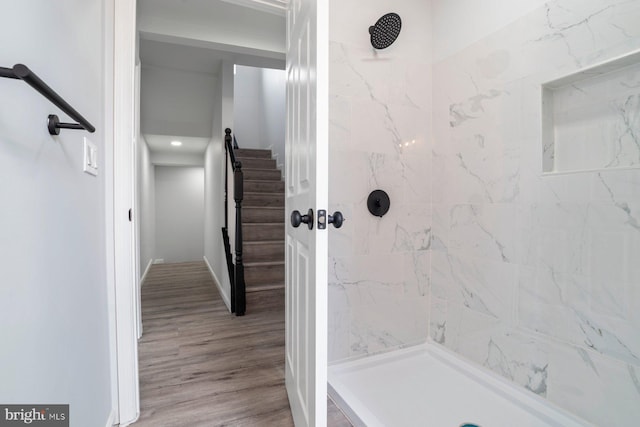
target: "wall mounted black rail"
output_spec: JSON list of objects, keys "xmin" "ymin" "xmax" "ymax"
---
[
  {"xmin": 223, "ymin": 128, "xmax": 246, "ymax": 316},
  {"xmin": 0, "ymin": 64, "xmax": 96, "ymax": 135}
]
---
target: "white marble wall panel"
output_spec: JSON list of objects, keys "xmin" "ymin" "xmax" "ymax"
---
[
  {"xmin": 329, "ymin": 94, "xmax": 351, "ymax": 153},
  {"xmin": 431, "ymin": 0, "xmax": 640, "ymax": 425},
  {"xmin": 329, "ymin": 0, "xmax": 640, "ymax": 424},
  {"xmin": 431, "ymin": 251, "xmax": 517, "ymax": 324},
  {"xmin": 430, "ymin": 203, "xmax": 449, "ymax": 252},
  {"xmin": 448, "ymin": 203, "xmax": 518, "ymax": 263},
  {"xmin": 546, "ymin": 342, "xmax": 640, "ymax": 426},
  {"xmin": 545, "ymin": 60, "xmax": 640, "ymax": 172},
  {"xmin": 329, "ymin": 250, "xmax": 431, "ymax": 358},
  {"xmin": 328, "ymin": 0, "xmax": 432, "ymax": 362}
]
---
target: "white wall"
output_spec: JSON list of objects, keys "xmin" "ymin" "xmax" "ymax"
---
[
  {"xmin": 0, "ymin": 1, "xmax": 113, "ymax": 426},
  {"xmin": 154, "ymin": 166, "xmax": 205, "ymax": 263},
  {"xmin": 140, "ymin": 65, "xmax": 216, "ymax": 138},
  {"xmin": 234, "ymin": 65, "xmax": 286, "ymax": 169},
  {"xmin": 204, "ymin": 62, "xmax": 232, "ymax": 310},
  {"xmin": 261, "ymin": 68, "xmax": 286, "ymax": 168},
  {"xmin": 138, "ymin": 135, "xmax": 156, "ymax": 276},
  {"xmin": 221, "ymin": 60, "xmax": 235, "ymax": 136},
  {"xmin": 234, "ymin": 66, "xmax": 263, "ymax": 146}
]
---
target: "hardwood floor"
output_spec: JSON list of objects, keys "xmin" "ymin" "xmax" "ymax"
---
[{"xmin": 132, "ymin": 261, "xmax": 352, "ymax": 427}]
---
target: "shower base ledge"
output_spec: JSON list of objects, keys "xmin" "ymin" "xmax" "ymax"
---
[{"xmin": 328, "ymin": 341, "xmax": 592, "ymax": 427}]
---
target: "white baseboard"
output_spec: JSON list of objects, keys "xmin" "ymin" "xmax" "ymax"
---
[
  {"xmin": 203, "ymin": 256, "xmax": 231, "ymax": 312},
  {"xmin": 153, "ymin": 258, "xmax": 164, "ymax": 264},
  {"xmin": 104, "ymin": 408, "xmax": 116, "ymax": 427},
  {"xmin": 140, "ymin": 259, "xmax": 153, "ymax": 287},
  {"xmin": 117, "ymin": 408, "xmax": 140, "ymax": 427}
]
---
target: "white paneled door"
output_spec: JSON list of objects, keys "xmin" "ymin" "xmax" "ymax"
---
[{"xmin": 284, "ymin": 0, "xmax": 328, "ymax": 426}]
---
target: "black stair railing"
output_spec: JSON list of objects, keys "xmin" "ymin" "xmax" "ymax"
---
[{"xmin": 222, "ymin": 128, "xmax": 245, "ymax": 316}]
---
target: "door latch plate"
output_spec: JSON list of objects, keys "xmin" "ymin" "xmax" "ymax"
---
[{"xmin": 317, "ymin": 210, "xmax": 327, "ymax": 229}]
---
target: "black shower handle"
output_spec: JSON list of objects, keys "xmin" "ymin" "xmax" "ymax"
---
[
  {"xmin": 291, "ymin": 209, "xmax": 314, "ymax": 230},
  {"xmin": 328, "ymin": 211, "xmax": 344, "ymax": 229}
]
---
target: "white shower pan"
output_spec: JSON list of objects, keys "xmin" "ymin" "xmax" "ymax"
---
[{"xmin": 328, "ymin": 342, "xmax": 592, "ymax": 427}]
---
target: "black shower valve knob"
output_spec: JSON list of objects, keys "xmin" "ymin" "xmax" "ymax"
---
[{"xmin": 367, "ymin": 190, "xmax": 391, "ymax": 217}]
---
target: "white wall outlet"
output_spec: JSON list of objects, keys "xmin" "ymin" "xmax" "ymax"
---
[{"xmin": 83, "ymin": 137, "xmax": 98, "ymax": 176}]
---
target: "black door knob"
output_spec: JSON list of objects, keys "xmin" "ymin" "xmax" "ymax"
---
[
  {"xmin": 291, "ymin": 209, "xmax": 314, "ymax": 230},
  {"xmin": 328, "ymin": 211, "xmax": 344, "ymax": 228}
]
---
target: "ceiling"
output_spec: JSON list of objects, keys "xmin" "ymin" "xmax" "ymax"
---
[
  {"xmin": 139, "ymin": 38, "xmax": 225, "ymax": 75},
  {"xmin": 138, "ymin": 0, "xmax": 287, "ymax": 157},
  {"xmin": 218, "ymin": 0, "xmax": 287, "ymax": 16},
  {"xmin": 144, "ymin": 134, "xmax": 211, "ymax": 155}
]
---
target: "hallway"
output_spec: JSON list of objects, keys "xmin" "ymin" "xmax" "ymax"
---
[{"xmin": 133, "ymin": 262, "xmax": 351, "ymax": 426}]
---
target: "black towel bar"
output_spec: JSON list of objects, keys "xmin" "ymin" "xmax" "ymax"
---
[{"xmin": 0, "ymin": 64, "xmax": 96, "ymax": 135}]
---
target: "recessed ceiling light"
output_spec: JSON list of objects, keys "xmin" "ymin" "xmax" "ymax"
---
[{"xmin": 171, "ymin": 140, "xmax": 182, "ymax": 147}]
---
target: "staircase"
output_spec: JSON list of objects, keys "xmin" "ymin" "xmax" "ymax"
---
[{"xmin": 235, "ymin": 148, "xmax": 285, "ymax": 294}]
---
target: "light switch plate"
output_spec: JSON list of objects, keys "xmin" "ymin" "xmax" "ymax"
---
[{"xmin": 83, "ymin": 137, "xmax": 98, "ymax": 176}]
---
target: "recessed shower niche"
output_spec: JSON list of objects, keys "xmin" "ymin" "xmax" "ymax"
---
[{"xmin": 542, "ymin": 50, "xmax": 640, "ymax": 173}]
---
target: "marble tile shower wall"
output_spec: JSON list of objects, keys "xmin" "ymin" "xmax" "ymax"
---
[
  {"xmin": 430, "ymin": 1, "xmax": 640, "ymax": 425},
  {"xmin": 327, "ymin": 0, "xmax": 432, "ymax": 362}
]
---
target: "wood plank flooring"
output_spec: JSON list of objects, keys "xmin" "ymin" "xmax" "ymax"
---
[{"xmin": 132, "ymin": 261, "xmax": 352, "ymax": 427}]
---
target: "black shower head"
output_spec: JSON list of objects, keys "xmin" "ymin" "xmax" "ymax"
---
[{"xmin": 369, "ymin": 13, "xmax": 402, "ymax": 50}]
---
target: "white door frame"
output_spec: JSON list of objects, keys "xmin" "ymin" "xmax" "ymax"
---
[
  {"xmin": 107, "ymin": 0, "xmax": 139, "ymax": 425},
  {"xmin": 107, "ymin": 1, "xmax": 332, "ymax": 425},
  {"xmin": 134, "ymin": 61, "xmax": 143, "ymax": 340}
]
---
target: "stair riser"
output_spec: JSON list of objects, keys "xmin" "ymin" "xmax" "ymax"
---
[
  {"xmin": 245, "ymin": 264, "xmax": 285, "ymax": 285},
  {"xmin": 236, "ymin": 158, "xmax": 276, "ymax": 169},
  {"xmin": 244, "ymin": 224, "xmax": 285, "ymax": 241},
  {"xmin": 244, "ymin": 243, "xmax": 285, "ymax": 263},
  {"xmin": 244, "ymin": 180, "xmax": 285, "ymax": 193},
  {"xmin": 235, "ymin": 149, "xmax": 271, "ymax": 159},
  {"xmin": 243, "ymin": 194, "xmax": 284, "ymax": 207},
  {"xmin": 243, "ymin": 208, "xmax": 284, "ymax": 223},
  {"xmin": 243, "ymin": 169, "xmax": 281, "ymax": 181}
]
